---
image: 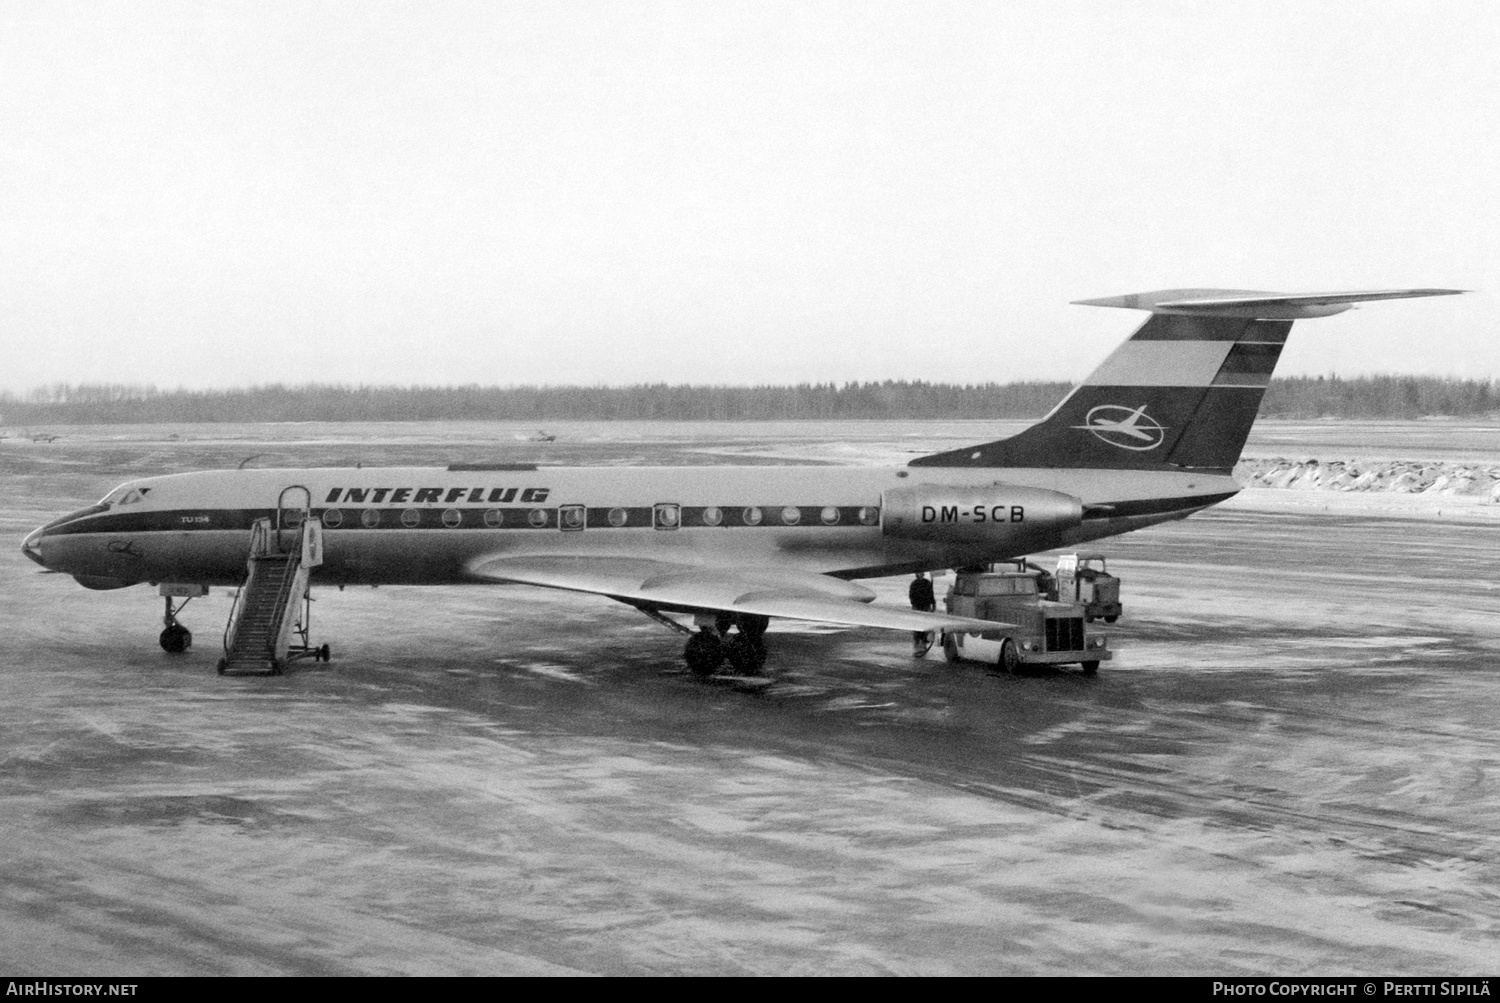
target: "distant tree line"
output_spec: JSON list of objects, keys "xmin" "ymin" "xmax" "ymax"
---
[
  {"xmin": 1, "ymin": 375, "xmax": 1495, "ymax": 424},
  {"xmin": 0, "ymin": 381, "xmax": 1072, "ymax": 423},
  {"xmin": 1258, "ymin": 375, "xmax": 1497, "ymax": 419}
]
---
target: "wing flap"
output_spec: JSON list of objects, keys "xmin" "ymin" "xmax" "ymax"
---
[
  {"xmin": 469, "ymin": 555, "xmax": 1007, "ymax": 634},
  {"xmin": 724, "ymin": 591, "xmax": 1005, "ymax": 633}
]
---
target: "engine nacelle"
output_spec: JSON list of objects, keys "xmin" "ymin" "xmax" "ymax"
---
[{"xmin": 882, "ymin": 483, "xmax": 1083, "ymax": 553}]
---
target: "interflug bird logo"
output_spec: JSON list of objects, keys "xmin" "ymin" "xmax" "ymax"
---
[{"xmin": 1074, "ymin": 404, "xmax": 1167, "ymax": 451}]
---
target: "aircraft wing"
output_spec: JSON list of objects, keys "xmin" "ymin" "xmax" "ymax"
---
[{"xmin": 468, "ymin": 555, "xmax": 1008, "ymax": 633}]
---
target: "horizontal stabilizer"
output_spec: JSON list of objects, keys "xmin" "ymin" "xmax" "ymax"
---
[
  {"xmin": 1074, "ymin": 288, "xmax": 1464, "ymax": 319},
  {"xmin": 469, "ymin": 555, "xmax": 1008, "ymax": 634}
]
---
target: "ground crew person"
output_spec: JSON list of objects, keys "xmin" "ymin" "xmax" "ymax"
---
[{"xmin": 909, "ymin": 571, "xmax": 936, "ymax": 657}]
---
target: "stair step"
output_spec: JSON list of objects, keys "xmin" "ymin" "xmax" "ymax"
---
[{"xmin": 223, "ymin": 533, "xmax": 311, "ymax": 674}]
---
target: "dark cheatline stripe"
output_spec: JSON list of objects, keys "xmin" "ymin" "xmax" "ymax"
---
[
  {"xmin": 446, "ymin": 463, "xmax": 538, "ymax": 471},
  {"xmin": 1128, "ymin": 315, "xmax": 1292, "ymax": 343},
  {"xmin": 42, "ymin": 504, "xmax": 883, "ymax": 536},
  {"xmin": 1211, "ymin": 341, "xmax": 1284, "ymax": 386},
  {"xmin": 585, "ymin": 506, "xmax": 654, "ymax": 529},
  {"xmin": 35, "ymin": 503, "xmax": 112, "ymax": 534},
  {"xmin": 44, "ymin": 509, "xmax": 266, "ymax": 536}
]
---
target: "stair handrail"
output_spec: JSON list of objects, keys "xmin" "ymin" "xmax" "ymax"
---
[
  {"xmin": 265, "ymin": 529, "xmax": 305, "ymax": 656},
  {"xmin": 249, "ymin": 517, "xmax": 272, "ymax": 559},
  {"xmin": 276, "ymin": 485, "xmax": 312, "ymax": 554},
  {"xmin": 221, "ymin": 575, "xmax": 243, "ymax": 658}
]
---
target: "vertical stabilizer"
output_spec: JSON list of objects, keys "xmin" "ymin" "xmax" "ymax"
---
[{"xmin": 909, "ymin": 288, "xmax": 1462, "ymax": 473}]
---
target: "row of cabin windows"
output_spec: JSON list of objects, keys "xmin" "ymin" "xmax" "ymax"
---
[{"xmin": 314, "ymin": 504, "xmax": 882, "ymax": 529}]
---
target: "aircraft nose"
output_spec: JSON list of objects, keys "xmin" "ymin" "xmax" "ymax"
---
[{"xmin": 21, "ymin": 526, "xmax": 47, "ymax": 566}]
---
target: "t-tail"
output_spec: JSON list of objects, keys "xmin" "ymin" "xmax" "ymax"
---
[{"xmin": 910, "ymin": 288, "xmax": 1464, "ymax": 473}]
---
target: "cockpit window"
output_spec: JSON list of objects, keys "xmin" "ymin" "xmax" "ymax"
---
[{"xmin": 99, "ymin": 485, "xmax": 151, "ymax": 507}]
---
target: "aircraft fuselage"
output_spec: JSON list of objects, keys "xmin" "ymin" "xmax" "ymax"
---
[{"xmin": 23, "ymin": 464, "xmax": 1237, "ymax": 590}]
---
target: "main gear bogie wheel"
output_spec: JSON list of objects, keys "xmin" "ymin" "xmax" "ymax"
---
[
  {"xmin": 684, "ymin": 629, "xmax": 725, "ymax": 676},
  {"xmin": 736, "ymin": 614, "xmax": 770, "ymax": 640},
  {"xmin": 725, "ymin": 632, "xmax": 767, "ymax": 676}
]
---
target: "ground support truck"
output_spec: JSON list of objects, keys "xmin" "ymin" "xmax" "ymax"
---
[
  {"xmin": 941, "ymin": 565, "xmax": 1111, "ymax": 675},
  {"xmin": 1047, "ymin": 553, "xmax": 1123, "ymax": 623}
]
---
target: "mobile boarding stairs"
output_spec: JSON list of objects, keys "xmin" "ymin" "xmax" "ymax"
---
[{"xmin": 218, "ymin": 491, "xmax": 330, "ymax": 676}]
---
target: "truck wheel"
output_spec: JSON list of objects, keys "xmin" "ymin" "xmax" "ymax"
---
[
  {"xmin": 998, "ymin": 638, "xmax": 1021, "ymax": 675},
  {"xmin": 1104, "ymin": 615, "xmax": 1118, "ymax": 624},
  {"xmin": 1082, "ymin": 660, "xmax": 1099, "ymax": 676}
]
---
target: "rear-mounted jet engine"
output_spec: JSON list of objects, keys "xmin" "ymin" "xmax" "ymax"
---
[{"xmin": 881, "ymin": 483, "xmax": 1083, "ymax": 555}]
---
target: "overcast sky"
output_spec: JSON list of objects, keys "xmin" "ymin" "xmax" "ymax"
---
[{"xmin": 1, "ymin": 1, "xmax": 1495, "ymax": 392}]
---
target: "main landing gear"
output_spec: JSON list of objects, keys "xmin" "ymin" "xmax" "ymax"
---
[
  {"xmin": 159, "ymin": 596, "xmax": 193, "ymax": 653},
  {"xmin": 683, "ymin": 613, "xmax": 770, "ymax": 677},
  {"xmin": 631, "ymin": 605, "xmax": 772, "ymax": 678}
]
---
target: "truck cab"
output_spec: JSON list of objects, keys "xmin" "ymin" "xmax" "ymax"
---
[
  {"xmin": 942, "ymin": 564, "xmax": 1110, "ymax": 675},
  {"xmin": 1049, "ymin": 553, "xmax": 1123, "ymax": 623}
]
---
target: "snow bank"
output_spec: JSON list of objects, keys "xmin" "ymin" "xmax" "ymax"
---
[{"xmin": 1234, "ymin": 458, "xmax": 1500, "ymax": 504}]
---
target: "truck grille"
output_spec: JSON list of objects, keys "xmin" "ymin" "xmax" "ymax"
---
[{"xmin": 1045, "ymin": 617, "xmax": 1085, "ymax": 652}]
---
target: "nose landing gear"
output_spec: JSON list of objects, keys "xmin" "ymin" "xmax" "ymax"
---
[{"xmin": 159, "ymin": 595, "xmax": 195, "ymax": 653}]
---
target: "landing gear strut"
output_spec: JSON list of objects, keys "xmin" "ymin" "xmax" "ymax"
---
[{"xmin": 159, "ymin": 596, "xmax": 193, "ymax": 653}]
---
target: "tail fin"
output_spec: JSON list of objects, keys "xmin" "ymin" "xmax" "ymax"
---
[{"xmin": 910, "ymin": 288, "xmax": 1463, "ymax": 473}]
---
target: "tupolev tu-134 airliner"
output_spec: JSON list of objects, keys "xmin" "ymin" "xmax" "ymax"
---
[{"xmin": 23, "ymin": 288, "xmax": 1462, "ymax": 675}]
